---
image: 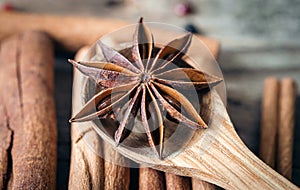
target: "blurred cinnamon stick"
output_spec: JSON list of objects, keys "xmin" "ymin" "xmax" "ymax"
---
[
  {"xmin": 0, "ymin": 11, "xmax": 219, "ymax": 56},
  {"xmin": 0, "ymin": 31, "xmax": 57, "ymax": 189},
  {"xmin": 192, "ymin": 178, "xmax": 216, "ymax": 190},
  {"xmin": 165, "ymin": 173, "xmax": 191, "ymax": 190},
  {"xmin": 259, "ymin": 77, "xmax": 279, "ymax": 168},
  {"xmin": 69, "ymin": 47, "xmax": 105, "ymax": 190},
  {"xmin": 139, "ymin": 167, "xmax": 165, "ymax": 190},
  {"xmin": 277, "ymin": 78, "xmax": 297, "ymax": 180},
  {"xmin": 0, "ymin": 11, "xmax": 126, "ymax": 52}
]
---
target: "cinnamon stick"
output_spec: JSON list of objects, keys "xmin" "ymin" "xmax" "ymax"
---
[
  {"xmin": 139, "ymin": 167, "xmax": 165, "ymax": 190},
  {"xmin": 165, "ymin": 173, "xmax": 191, "ymax": 190},
  {"xmin": 0, "ymin": 11, "xmax": 219, "ymax": 57},
  {"xmin": 69, "ymin": 47, "xmax": 105, "ymax": 190},
  {"xmin": 192, "ymin": 178, "xmax": 216, "ymax": 190},
  {"xmin": 0, "ymin": 11, "xmax": 126, "ymax": 52},
  {"xmin": 0, "ymin": 31, "xmax": 57, "ymax": 189},
  {"xmin": 0, "ymin": 104, "xmax": 12, "ymax": 189},
  {"xmin": 259, "ymin": 77, "xmax": 280, "ymax": 168},
  {"xmin": 277, "ymin": 78, "xmax": 297, "ymax": 180},
  {"xmin": 103, "ymin": 141, "xmax": 130, "ymax": 190}
]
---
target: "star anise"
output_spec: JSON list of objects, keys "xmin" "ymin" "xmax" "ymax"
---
[{"xmin": 69, "ymin": 18, "xmax": 222, "ymax": 159}]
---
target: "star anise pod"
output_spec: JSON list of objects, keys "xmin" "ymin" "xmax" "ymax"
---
[{"xmin": 69, "ymin": 18, "xmax": 222, "ymax": 159}]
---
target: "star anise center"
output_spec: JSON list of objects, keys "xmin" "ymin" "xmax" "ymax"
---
[{"xmin": 141, "ymin": 72, "xmax": 152, "ymax": 83}]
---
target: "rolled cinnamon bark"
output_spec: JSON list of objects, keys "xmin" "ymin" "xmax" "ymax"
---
[
  {"xmin": 103, "ymin": 142, "xmax": 130, "ymax": 190},
  {"xmin": 0, "ymin": 11, "xmax": 126, "ymax": 52},
  {"xmin": 69, "ymin": 47, "xmax": 105, "ymax": 190},
  {"xmin": 0, "ymin": 105, "xmax": 12, "ymax": 189},
  {"xmin": 165, "ymin": 173, "xmax": 191, "ymax": 190},
  {"xmin": 259, "ymin": 77, "xmax": 280, "ymax": 168},
  {"xmin": 0, "ymin": 31, "xmax": 57, "ymax": 189},
  {"xmin": 68, "ymin": 125, "xmax": 105, "ymax": 190},
  {"xmin": 139, "ymin": 167, "xmax": 165, "ymax": 190},
  {"xmin": 192, "ymin": 178, "xmax": 216, "ymax": 190},
  {"xmin": 0, "ymin": 11, "xmax": 219, "ymax": 57},
  {"xmin": 277, "ymin": 78, "xmax": 297, "ymax": 180}
]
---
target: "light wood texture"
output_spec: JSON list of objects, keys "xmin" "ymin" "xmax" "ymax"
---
[
  {"xmin": 165, "ymin": 173, "xmax": 191, "ymax": 190},
  {"xmin": 139, "ymin": 167, "xmax": 165, "ymax": 190},
  {"xmin": 192, "ymin": 178, "xmax": 216, "ymax": 190},
  {"xmin": 160, "ymin": 33, "xmax": 220, "ymax": 190},
  {"xmin": 73, "ymin": 72, "xmax": 298, "ymax": 190},
  {"xmin": 259, "ymin": 77, "xmax": 279, "ymax": 168},
  {"xmin": 69, "ymin": 47, "xmax": 105, "ymax": 190},
  {"xmin": 277, "ymin": 78, "xmax": 297, "ymax": 180},
  {"xmin": 0, "ymin": 31, "xmax": 57, "ymax": 189},
  {"xmin": 0, "ymin": 11, "xmax": 219, "ymax": 57}
]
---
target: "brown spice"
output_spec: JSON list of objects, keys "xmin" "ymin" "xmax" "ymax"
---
[
  {"xmin": 192, "ymin": 178, "xmax": 216, "ymax": 190},
  {"xmin": 69, "ymin": 18, "xmax": 222, "ymax": 159},
  {"xmin": 139, "ymin": 167, "xmax": 165, "ymax": 190},
  {"xmin": 259, "ymin": 77, "xmax": 279, "ymax": 168},
  {"xmin": 0, "ymin": 31, "xmax": 57, "ymax": 189},
  {"xmin": 277, "ymin": 78, "xmax": 297, "ymax": 180},
  {"xmin": 165, "ymin": 173, "xmax": 190, "ymax": 190}
]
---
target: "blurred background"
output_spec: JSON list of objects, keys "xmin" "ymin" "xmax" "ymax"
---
[
  {"xmin": 2, "ymin": 0, "xmax": 300, "ymax": 48},
  {"xmin": 1, "ymin": 0, "xmax": 299, "ymax": 189}
]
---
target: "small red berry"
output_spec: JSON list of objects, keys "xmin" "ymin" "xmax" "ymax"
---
[
  {"xmin": 174, "ymin": 2, "xmax": 194, "ymax": 16},
  {"xmin": 1, "ymin": 3, "xmax": 14, "ymax": 11}
]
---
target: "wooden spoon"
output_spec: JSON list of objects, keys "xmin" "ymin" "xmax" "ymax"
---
[{"xmin": 72, "ymin": 69, "xmax": 298, "ymax": 190}]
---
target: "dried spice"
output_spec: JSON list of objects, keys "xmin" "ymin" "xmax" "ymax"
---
[{"xmin": 69, "ymin": 18, "xmax": 222, "ymax": 159}]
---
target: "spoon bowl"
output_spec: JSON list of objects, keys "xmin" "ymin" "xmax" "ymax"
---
[
  {"xmin": 71, "ymin": 22, "xmax": 298, "ymax": 189},
  {"xmin": 72, "ymin": 67, "xmax": 298, "ymax": 190}
]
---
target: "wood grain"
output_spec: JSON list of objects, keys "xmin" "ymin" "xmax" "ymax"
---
[
  {"xmin": 0, "ymin": 11, "xmax": 219, "ymax": 57},
  {"xmin": 139, "ymin": 167, "xmax": 165, "ymax": 190},
  {"xmin": 161, "ymin": 32, "xmax": 220, "ymax": 190},
  {"xmin": 0, "ymin": 31, "xmax": 57, "ymax": 189},
  {"xmin": 259, "ymin": 77, "xmax": 279, "ymax": 168},
  {"xmin": 277, "ymin": 78, "xmax": 297, "ymax": 180},
  {"xmin": 137, "ymin": 28, "xmax": 221, "ymax": 190},
  {"xmin": 69, "ymin": 47, "xmax": 105, "ymax": 190}
]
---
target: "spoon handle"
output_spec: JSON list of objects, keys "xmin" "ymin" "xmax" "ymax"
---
[{"xmin": 161, "ymin": 121, "xmax": 298, "ymax": 190}]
